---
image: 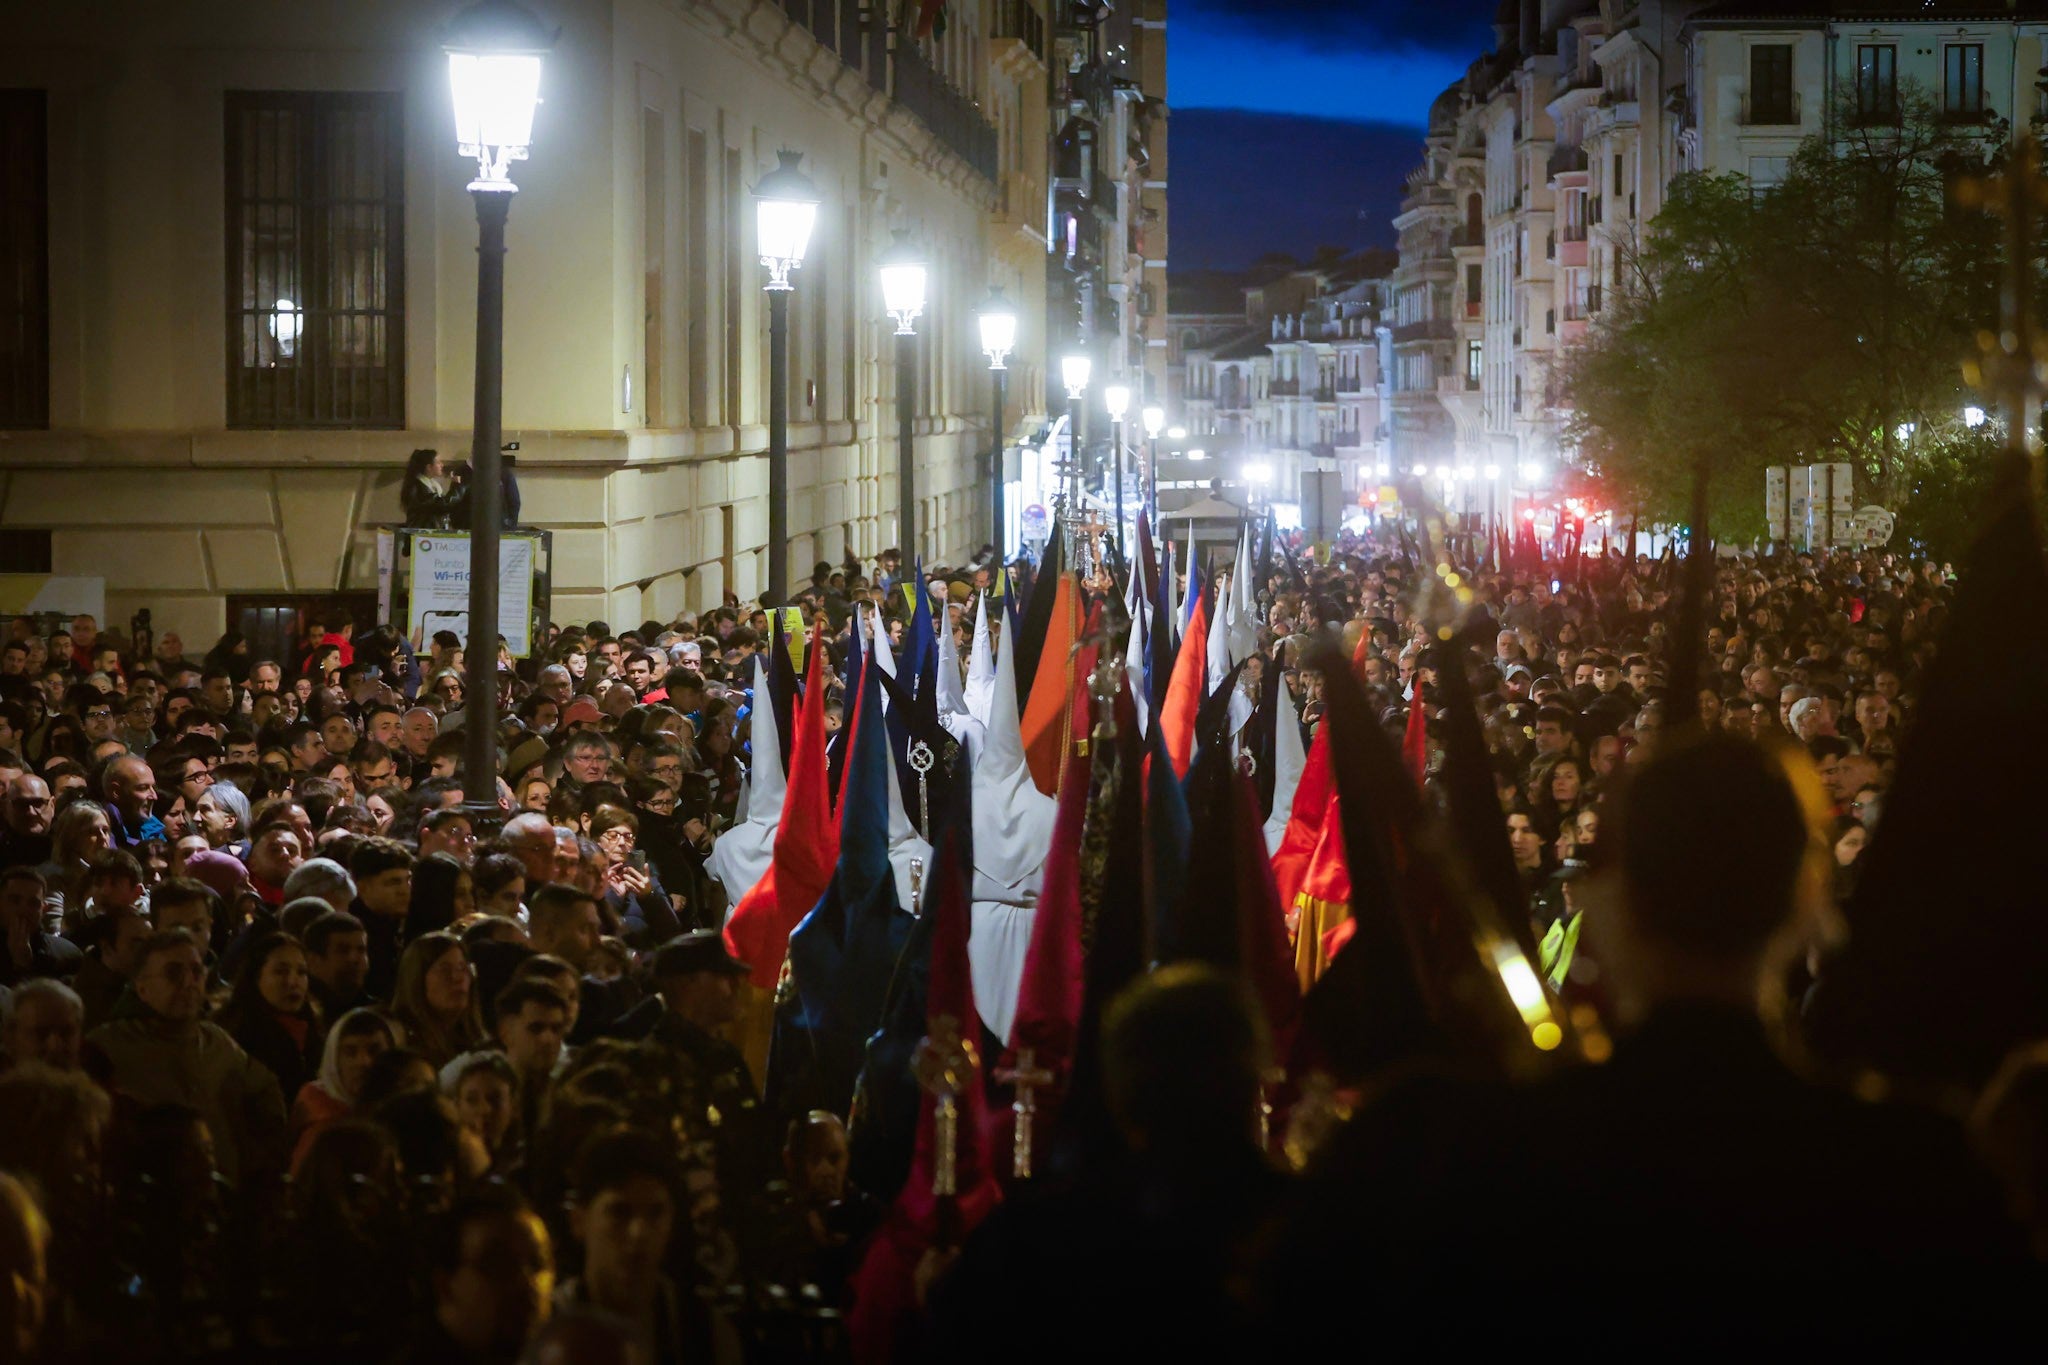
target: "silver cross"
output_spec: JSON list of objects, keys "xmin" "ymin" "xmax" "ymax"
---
[{"xmin": 908, "ymin": 740, "xmax": 935, "ymax": 841}]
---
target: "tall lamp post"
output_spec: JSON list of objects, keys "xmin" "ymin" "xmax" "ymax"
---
[
  {"xmin": 977, "ymin": 288, "xmax": 1018, "ymax": 558},
  {"xmin": 1483, "ymin": 462, "xmax": 1501, "ymax": 567},
  {"xmin": 1140, "ymin": 403, "xmax": 1165, "ymax": 525},
  {"xmin": 1457, "ymin": 465, "xmax": 1476, "ymax": 560},
  {"xmin": 879, "ymin": 232, "xmax": 927, "ymax": 563},
  {"xmin": 1059, "ymin": 353, "xmax": 1091, "ymax": 551},
  {"xmin": 752, "ymin": 150, "xmax": 820, "ymax": 607},
  {"xmin": 1103, "ymin": 382, "xmax": 1130, "ymax": 563},
  {"xmin": 444, "ymin": 0, "xmax": 552, "ymax": 825}
]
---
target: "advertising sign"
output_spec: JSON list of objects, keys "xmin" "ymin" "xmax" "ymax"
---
[{"xmin": 407, "ymin": 533, "xmax": 539, "ymax": 657}]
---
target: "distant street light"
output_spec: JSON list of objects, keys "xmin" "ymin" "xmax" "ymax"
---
[
  {"xmin": 443, "ymin": 0, "xmax": 553, "ymax": 828},
  {"xmin": 977, "ymin": 287, "xmax": 1018, "ymax": 557},
  {"xmin": 752, "ymin": 149, "xmax": 821, "ymax": 606},
  {"xmin": 879, "ymin": 231, "xmax": 927, "ymax": 560}
]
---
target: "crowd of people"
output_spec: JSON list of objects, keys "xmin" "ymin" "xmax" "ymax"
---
[{"xmin": 0, "ymin": 520, "xmax": 2040, "ymax": 1362}]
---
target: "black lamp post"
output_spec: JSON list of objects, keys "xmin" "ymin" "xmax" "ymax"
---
[
  {"xmin": 880, "ymin": 231, "xmax": 928, "ymax": 563},
  {"xmin": 444, "ymin": 0, "xmax": 552, "ymax": 823},
  {"xmin": 1103, "ymin": 382, "xmax": 1129, "ymax": 564},
  {"xmin": 1059, "ymin": 353, "xmax": 1090, "ymax": 554},
  {"xmin": 752, "ymin": 150, "xmax": 821, "ymax": 606},
  {"xmin": 977, "ymin": 288, "xmax": 1018, "ymax": 557}
]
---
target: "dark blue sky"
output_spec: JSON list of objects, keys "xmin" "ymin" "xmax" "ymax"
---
[{"xmin": 1168, "ymin": 0, "xmax": 1497, "ymax": 271}]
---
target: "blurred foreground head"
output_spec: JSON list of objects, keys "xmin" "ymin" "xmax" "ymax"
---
[
  {"xmin": 1105, "ymin": 964, "xmax": 1270, "ymax": 1160},
  {"xmin": 0, "ymin": 1171, "xmax": 49, "ymax": 1363},
  {"xmin": 1606, "ymin": 731, "xmax": 1811, "ymax": 1016}
]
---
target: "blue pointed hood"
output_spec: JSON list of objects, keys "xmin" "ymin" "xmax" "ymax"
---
[{"xmin": 772, "ymin": 650, "xmax": 919, "ymax": 1116}]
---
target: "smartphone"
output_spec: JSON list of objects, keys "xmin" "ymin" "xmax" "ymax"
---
[{"xmin": 627, "ymin": 850, "xmax": 649, "ymax": 875}]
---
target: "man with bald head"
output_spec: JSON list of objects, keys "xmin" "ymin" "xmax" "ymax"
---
[
  {"xmin": 501, "ymin": 812, "xmax": 560, "ymax": 888},
  {"xmin": 0, "ymin": 775, "xmax": 53, "ymax": 868},
  {"xmin": 101, "ymin": 754, "xmax": 160, "ymax": 847},
  {"xmin": 401, "ymin": 707, "xmax": 439, "ymax": 764}
]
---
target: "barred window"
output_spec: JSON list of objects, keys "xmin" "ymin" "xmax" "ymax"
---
[
  {"xmin": 225, "ymin": 92, "xmax": 405, "ymax": 428},
  {"xmin": 0, "ymin": 90, "xmax": 49, "ymax": 430}
]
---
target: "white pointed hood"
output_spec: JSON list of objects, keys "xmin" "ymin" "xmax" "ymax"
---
[
  {"xmin": 1206, "ymin": 564, "xmax": 1234, "ymax": 691},
  {"xmin": 967, "ymin": 631, "xmax": 1058, "ymax": 1046},
  {"xmin": 705, "ymin": 654, "xmax": 783, "ymax": 897},
  {"xmin": 1230, "ymin": 521, "xmax": 1260, "ymax": 664},
  {"xmin": 969, "ymin": 619, "xmax": 1057, "ymax": 895},
  {"xmin": 867, "ymin": 604, "xmax": 897, "ymax": 680},
  {"xmin": 1124, "ymin": 582, "xmax": 1151, "ymax": 738},
  {"xmin": 1264, "ymin": 683, "xmax": 1307, "ymax": 855},
  {"xmin": 934, "ymin": 595, "xmax": 969, "ymax": 718},
  {"xmin": 962, "ymin": 591, "xmax": 996, "ymax": 727}
]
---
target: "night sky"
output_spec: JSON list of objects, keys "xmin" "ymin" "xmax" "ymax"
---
[{"xmin": 1169, "ymin": 0, "xmax": 1497, "ymax": 272}]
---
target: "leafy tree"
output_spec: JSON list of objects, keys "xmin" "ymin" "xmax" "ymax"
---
[{"xmin": 1556, "ymin": 84, "xmax": 2004, "ymax": 533}]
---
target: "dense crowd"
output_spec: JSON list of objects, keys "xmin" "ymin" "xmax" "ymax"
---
[{"xmin": 0, "ymin": 524, "xmax": 2040, "ymax": 1362}]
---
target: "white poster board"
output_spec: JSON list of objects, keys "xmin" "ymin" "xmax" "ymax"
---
[{"xmin": 407, "ymin": 533, "xmax": 539, "ymax": 657}]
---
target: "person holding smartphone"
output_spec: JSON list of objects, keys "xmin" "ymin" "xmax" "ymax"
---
[{"xmin": 590, "ymin": 806, "xmax": 680, "ymax": 947}]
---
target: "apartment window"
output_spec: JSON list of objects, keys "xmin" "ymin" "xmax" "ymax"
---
[
  {"xmin": 1465, "ymin": 263, "xmax": 1482, "ymax": 317},
  {"xmin": 0, "ymin": 90, "xmax": 48, "ymax": 429},
  {"xmin": 1944, "ymin": 44, "xmax": 1985, "ymax": 120},
  {"xmin": 1748, "ymin": 44, "xmax": 1795, "ymax": 124},
  {"xmin": 0, "ymin": 529, "xmax": 51, "ymax": 573},
  {"xmin": 1856, "ymin": 45, "xmax": 1898, "ymax": 124},
  {"xmin": 1466, "ymin": 341, "xmax": 1482, "ymax": 384},
  {"xmin": 225, "ymin": 92, "xmax": 405, "ymax": 428}
]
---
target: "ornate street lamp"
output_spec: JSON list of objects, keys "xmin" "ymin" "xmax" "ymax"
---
[
  {"xmin": 1141, "ymin": 404, "xmax": 1165, "ymax": 523},
  {"xmin": 444, "ymin": 0, "xmax": 553, "ymax": 825},
  {"xmin": 879, "ymin": 232, "xmax": 927, "ymax": 560},
  {"xmin": 977, "ymin": 287, "xmax": 1019, "ymax": 557},
  {"xmin": 752, "ymin": 150, "xmax": 820, "ymax": 605}
]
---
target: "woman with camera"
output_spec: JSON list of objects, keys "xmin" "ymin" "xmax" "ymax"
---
[{"xmin": 401, "ymin": 447, "xmax": 469, "ymax": 529}]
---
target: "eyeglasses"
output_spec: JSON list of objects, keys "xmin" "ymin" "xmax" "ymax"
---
[
  {"xmin": 84, "ymin": 708, "xmax": 113, "ymax": 721},
  {"xmin": 597, "ymin": 828, "xmax": 634, "ymax": 847}
]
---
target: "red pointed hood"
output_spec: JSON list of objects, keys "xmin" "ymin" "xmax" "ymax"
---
[
  {"xmin": 1158, "ymin": 588, "xmax": 1210, "ymax": 779},
  {"xmin": 725, "ymin": 628, "xmax": 840, "ymax": 989}
]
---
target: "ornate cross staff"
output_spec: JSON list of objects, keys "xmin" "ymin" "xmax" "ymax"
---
[
  {"xmin": 995, "ymin": 1046, "xmax": 1055, "ymax": 1181},
  {"xmin": 908, "ymin": 855, "xmax": 925, "ymax": 917},
  {"xmin": 914, "ymin": 1015, "xmax": 979, "ymax": 1248},
  {"xmin": 908, "ymin": 740, "xmax": 935, "ymax": 842}
]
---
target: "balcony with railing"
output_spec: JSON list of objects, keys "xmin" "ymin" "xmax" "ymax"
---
[
  {"xmin": 893, "ymin": 37, "xmax": 997, "ymax": 181},
  {"xmin": 1739, "ymin": 90, "xmax": 1802, "ymax": 127},
  {"xmin": 1313, "ymin": 386, "xmax": 1337, "ymax": 404},
  {"xmin": 1547, "ymin": 144, "xmax": 1588, "ymax": 179},
  {"xmin": 1335, "ymin": 377, "xmax": 1363, "ymax": 393},
  {"xmin": 990, "ymin": 0, "xmax": 1048, "ymax": 67},
  {"xmin": 770, "ymin": 0, "xmax": 879, "ymax": 85},
  {"xmin": 1269, "ymin": 379, "xmax": 1301, "ymax": 397},
  {"xmin": 1393, "ymin": 319, "xmax": 1454, "ymax": 345}
]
